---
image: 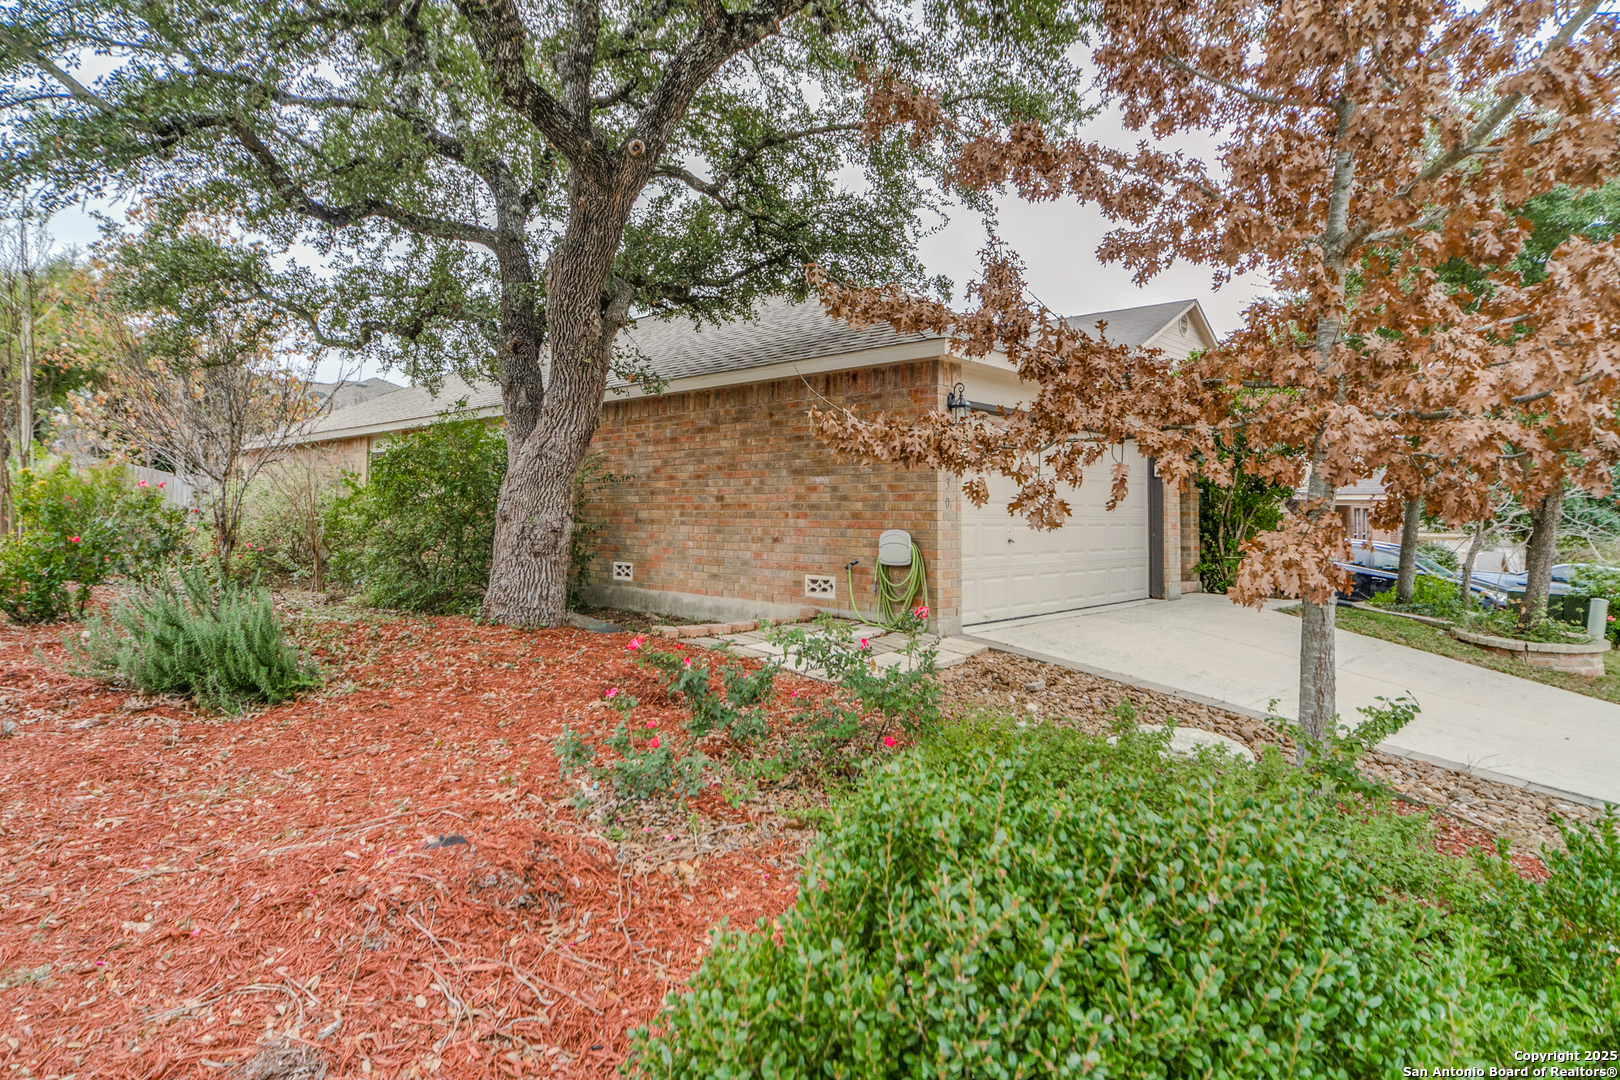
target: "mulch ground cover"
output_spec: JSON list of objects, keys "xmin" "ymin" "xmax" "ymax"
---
[
  {"xmin": 0, "ymin": 603, "xmax": 833, "ymax": 1080},
  {"xmin": 4, "ymin": 604, "xmax": 1580, "ymax": 1080}
]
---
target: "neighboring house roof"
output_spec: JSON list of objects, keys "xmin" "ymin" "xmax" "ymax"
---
[
  {"xmin": 1067, "ymin": 299, "xmax": 1209, "ymax": 349},
  {"xmin": 1294, "ymin": 467, "xmax": 1388, "ymax": 501},
  {"xmin": 308, "ymin": 377, "xmax": 406, "ymax": 410},
  {"xmin": 300, "ymin": 376, "xmax": 501, "ymax": 440},
  {"xmin": 296, "ymin": 295, "xmax": 1216, "ymax": 444}
]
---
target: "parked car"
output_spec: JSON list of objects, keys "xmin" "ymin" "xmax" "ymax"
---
[
  {"xmin": 1337, "ymin": 542, "xmax": 1508, "ymax": 608},
  {"xmin": 1466, "ymin": 563, "xmax": 1618, "ymax": 597}
]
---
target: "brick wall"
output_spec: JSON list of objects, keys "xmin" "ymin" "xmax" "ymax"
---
[
  {"xmin": 581, "ymin": 360, "xmax": 952, "ymax": 625},
  {"xmin": 1180, "ymin": 483, "xmax": 1202, "ymax": 592}
]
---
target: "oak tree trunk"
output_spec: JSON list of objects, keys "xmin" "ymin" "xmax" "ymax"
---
[
  {"xmin": 1459, "ymin": 520, "xmax": 1485, "ymax": 610},
  {"xmin": 1396, "ymin": 497, "xmax": 1422, "ymax": 604},
  {"xmin": 1518, "ymin": 486, "xmax": 1565, "ymax": 632},
  {"xmin": 482, "ymin": 169, "xmax": 635, "ymax": 627},
  {"xmin": 1296, "ymin": 459, "xmax": 1338, "ymax": 757}
]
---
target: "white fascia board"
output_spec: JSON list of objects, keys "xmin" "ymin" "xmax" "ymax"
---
[
  {"xmin": 610, "ymin": 337, "xmax": 952, "ymax": 400},
  {"xmin": 1137, "ymin": 301, "xmax": 1198, "ymax": 353}
]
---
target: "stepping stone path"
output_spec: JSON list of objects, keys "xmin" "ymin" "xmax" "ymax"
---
[{"xmin": 1114, "ymin": 723, "xmax": 1258, "ymax": 763}]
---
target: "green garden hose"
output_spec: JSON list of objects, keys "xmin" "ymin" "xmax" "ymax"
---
[{"xmin": 847, "ymin": 543, "xmax": 929, "ymax": 629}]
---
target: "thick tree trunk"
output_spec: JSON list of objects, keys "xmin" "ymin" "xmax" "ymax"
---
[
  {"xmin": 1459, "ymin": 520, "xmax": 1485, "ymax": 610},
  {"xmin": 483, "ymin": 169, "xmax": 635, "ymax": 627},
  {"xmin": 1297, "ymin": 461, "xmax": 1339, "ymax": 758},
  {"xmin": 1396, "ymin": 497, "xmax": 1423, "ymax": 604},
  {"xmin": 1518, "ymin": 486, "xmax": 1565, "ymax": 631}
]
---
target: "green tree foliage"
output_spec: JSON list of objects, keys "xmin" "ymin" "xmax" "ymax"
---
[
  {"xmin": 0, "ymin": 0, "xmax": 1096, "ymax": 625},
  {"xmin": 1195, "ymin": 436, "xmax": 1293, "ymax": 594},
  {"xmin": 66, "ymin": 565, "xmax": 319, "ymax": 713},
  {"xmin": 0, "ymin": 459, "xmax": 185, "ymax": 623},
  {"xmin": 326, "ymin": 409, "xmax": 507, "ymax": 614}
]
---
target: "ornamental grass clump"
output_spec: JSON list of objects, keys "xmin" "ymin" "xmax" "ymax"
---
[{"xmin": 67, "ymin": 567, "xmax": 319, "ymax": 714}]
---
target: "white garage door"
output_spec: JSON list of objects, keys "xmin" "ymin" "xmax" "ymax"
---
[{"xmin": 960, "ymin": 446, "xmax": 1151, "ymax": 625}]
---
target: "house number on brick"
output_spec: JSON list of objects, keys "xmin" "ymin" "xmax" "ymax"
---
[
  {"xmin": 613, "ymin": 562, "xmax": 634, "ymax": 582},
  {"xmin": 805, "ymin": 575, "xmax": 835, "ymax": 598}
]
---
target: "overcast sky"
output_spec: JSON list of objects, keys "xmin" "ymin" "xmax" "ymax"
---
[{"xmin": 36, "ymin": 86, "xmax": 1271, "ymax": 382}]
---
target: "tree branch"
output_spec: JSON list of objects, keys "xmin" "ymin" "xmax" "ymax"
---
[
  {"xmin": 1162, "ymin": 54, "xmax": 1316, "ymax": 109},
  {"xmin": 453, "ymin": 0, "xmax": 597, "ymax": 164},
  {"xmin": 229, "ymin": 121, "xmax": 502, "ymax": 249}
]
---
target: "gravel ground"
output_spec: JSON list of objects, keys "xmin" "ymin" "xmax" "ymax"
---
[{"xmin": 940, "ymin": 650, "xmax": 1606, "ymax": 854}]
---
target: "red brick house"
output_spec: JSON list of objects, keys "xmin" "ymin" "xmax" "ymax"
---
[{"xmin": 294, "ymin": 297, "xmax": 1216, "ymax": 634}]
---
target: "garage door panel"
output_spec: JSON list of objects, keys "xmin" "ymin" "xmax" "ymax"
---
[{"xmin": 960, "ymin": 446, "xmax": 1151, "ymax": 624}]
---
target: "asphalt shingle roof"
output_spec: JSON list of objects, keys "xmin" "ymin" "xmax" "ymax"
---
[
  {"xmin": 302, "ymin": 296, "xmax": 1199, "ymax": 439},
  {"xmin": 1066, "ymin": 299, "xmax": 1197, "ymax": 347}
]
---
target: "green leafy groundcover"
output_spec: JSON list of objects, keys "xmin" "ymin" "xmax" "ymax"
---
[{"xmin": 628, "ymin": 723, "xmax": 1618, "ymax": 1078}]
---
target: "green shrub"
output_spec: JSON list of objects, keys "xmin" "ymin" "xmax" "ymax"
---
[
  {"xmin": 1418, "ymin": 541, "xmax": 1461, "ymax": 572},
  {"xmin": 1367, "ymin": 574, "xmax": 1463, "ymax": 620},
  {"xmin": 66, "ymin": 567, "xmax": 319, "ymax": 713},
  {"xmin": 638, "ymin": 644, "xmax": 775, "ymax": 745},
  {"xmin": 1454, "ymin": 813, "xmax": 1620, "ymax": 1049},
  {"xmin": 767, "ymin": 612, "xmax": 941, "ymax": 739},
  {"xmin": 325, "ymin": 408, "xmax": 507, "ymax": 613},
  {"xmin": 630, "ymin": 732, "xmax": 1466, "ymax": 1078},
  {"xmin": 0, "ymin": 460, "xmax": 187, "ymax": 623}
]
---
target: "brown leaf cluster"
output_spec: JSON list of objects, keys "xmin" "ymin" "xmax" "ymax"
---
[{"xmin": 832, "ymin": 0, "xmax": 1620, "ymax": 602}]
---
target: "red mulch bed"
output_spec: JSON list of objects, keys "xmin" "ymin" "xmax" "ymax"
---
[
  {"xmin": 0, "ymin": 607, "xmax": 828, "ymax": 1080},
  {"xmin": 1, "ymin": 602, "xmax": 1555, "ymax": 1079}
]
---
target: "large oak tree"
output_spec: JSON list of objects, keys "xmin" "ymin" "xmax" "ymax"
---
[{"xmin": 0, "ymin": 0, "xmax": 1094, "ymax": 623}]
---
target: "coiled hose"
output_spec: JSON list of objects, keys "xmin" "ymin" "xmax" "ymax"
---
[{"xmin": 847, "ymin": 543, "xmax": 929, "ymax": 629}]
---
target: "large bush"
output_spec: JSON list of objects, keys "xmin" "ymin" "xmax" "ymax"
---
[
  {"xmin": 632, "ymin": 731, "xmax": 1455, "ymax": 1077},
  {"xmin": 631, "ymin": 722, "xmax": 1613, "ymax": 1077},
  {"xmin": 0, "ymin": 460, "xmax": 187, "ymax": 623},
  {"xmin": 325, "ymin": 410, "xmax": 507, "ymax": 613},
  {"xmin": 326, "ymin": 409, "xmax": 617, "ymax": 614},
  {"xmin": 67, "ymin": 566, "xmax": 319, "ymax": 713}
]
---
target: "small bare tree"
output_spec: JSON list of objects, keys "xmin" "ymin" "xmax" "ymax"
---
[
  {"xmin": 258, "ymin": 444, "xmax": 347, "ymax": 592},
  {"xmin": 75, "ymin": 315, "xmax": 320, "ymax": 578}
]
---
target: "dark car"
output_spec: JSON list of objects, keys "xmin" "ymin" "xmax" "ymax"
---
[{"xmin": 1336, "ymin": 542, "xmax": 1507, "ymax": 608}]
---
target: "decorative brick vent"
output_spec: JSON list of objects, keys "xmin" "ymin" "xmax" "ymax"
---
[
  {"xmin": 804, "ymin": 574, "xmax": 836, "ymax": 598},
  {"xmin": 612, "ymin": 562, "xmax": 634, "ymax": 582}
]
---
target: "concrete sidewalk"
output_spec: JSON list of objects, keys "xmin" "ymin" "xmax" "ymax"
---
[{"xmin": 968, "ymin": 594, "xmax": 1620, "ymax": 805}]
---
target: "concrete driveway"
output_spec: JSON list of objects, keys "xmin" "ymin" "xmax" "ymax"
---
[{"xmin": 967, "ymin": 593, "xmax": 1620, "ymax": 805}]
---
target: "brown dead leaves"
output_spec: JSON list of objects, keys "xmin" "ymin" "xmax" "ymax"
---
[{"xmin": 826, "ymin": 0, "xmax": 1620, "ymax": 604}]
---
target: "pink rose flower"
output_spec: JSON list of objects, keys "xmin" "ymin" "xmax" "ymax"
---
[
  {"xmin": 605, "ymin": 687, "xmax": 619, "ymax": 699},
  {"xmin": 137, "ymin": 479, "xmax": 148, "ymax": 487},
  {"xmin": 626, "ymin": 635, "xmax": 645, "ymax": 651},
  {"xmin": 913, "ymin": 605, "xmax": 929, "ymax": 619},
  {"xmin": 883, "ymin": 735, "xmax": 897, "ymax": 748},
  {"xmin": 645, "ymin": 720, "xmax": 658, "ymax": 728},
  {"xmin": 69, "ymin": 536, "xmax": 80, "ymax": 543},
  {"xmin": 682, "ymin": 658, "xmax": 692, "ymax": 669},
  {"xmin": 647, "ymin": 737, "xmax": 660, "ymax": 749},
  {"xmin": 859, "ymin": 638, "xmax": 869, "ymax": 649}
]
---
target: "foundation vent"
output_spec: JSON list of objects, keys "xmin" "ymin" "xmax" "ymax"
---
[
  {"xmin": 804, "ymin": 574, "xmax": 836, "ymax": 598},
  {"xmin": 612, "ymin": 562, "xmax": 634, "ymax": 582}
]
